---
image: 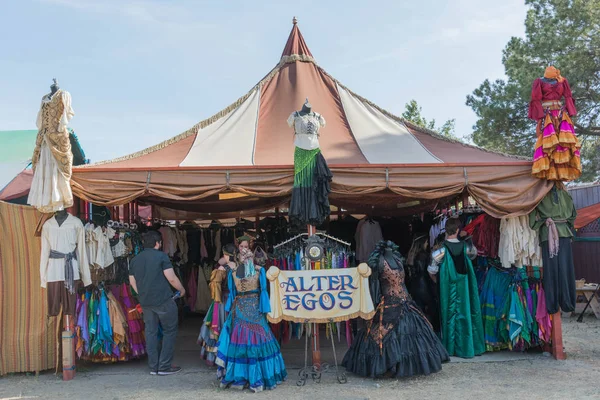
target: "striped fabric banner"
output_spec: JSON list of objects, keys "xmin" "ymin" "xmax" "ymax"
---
[{"xmin": 0, "ymin": 201, "xmax": 57, "ymax": 375}]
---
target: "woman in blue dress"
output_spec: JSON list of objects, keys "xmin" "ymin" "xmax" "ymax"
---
[{"xmin": 216, "ymin": 239, "xmax": 287, "ymax": 392}]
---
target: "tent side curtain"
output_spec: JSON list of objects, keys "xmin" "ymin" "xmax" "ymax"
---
[{"xmin": 70, "ymin": 165, "xmax": 553, "ymax": 219}]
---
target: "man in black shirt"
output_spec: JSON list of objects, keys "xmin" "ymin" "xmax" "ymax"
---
[{"xmin": 129, "ymin": 230, "xmax": 186, "ymax": 375}]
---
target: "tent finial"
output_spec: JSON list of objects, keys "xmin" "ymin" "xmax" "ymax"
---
[{"xmin": 293, "ymin": 16, "xmax": 298, "ymax": 25}]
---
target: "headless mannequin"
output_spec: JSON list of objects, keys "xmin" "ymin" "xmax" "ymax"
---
[
  {"xmin": 298, "ymin": 98, "xmax": 312, "ymax": 116},
  {"xmin": 48, "ymin": 78, "xmax": 60, "ymax": 99},
  {"xmin": 55, "ymin": 209, "xmax": 69, "ymax": 227}
]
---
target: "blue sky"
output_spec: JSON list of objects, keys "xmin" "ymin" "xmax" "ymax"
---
[{"xmin": 0, "ymin": 0, "xmax": 527, "ymax": 163}]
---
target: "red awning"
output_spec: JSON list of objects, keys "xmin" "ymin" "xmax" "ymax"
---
[{"xmin": 575, "ymin": 203, "xmax": 600, "ymax": 229}]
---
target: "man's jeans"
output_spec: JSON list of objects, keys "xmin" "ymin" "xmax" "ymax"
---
[{"xmin": 142, "ymin": 299, "xmax": 178, "ymax": 372}]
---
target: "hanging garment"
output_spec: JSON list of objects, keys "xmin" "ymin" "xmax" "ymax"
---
[
  {"xmin": 216, "ymin": 266, "xmax": 287, "ymax": 392},
  {"xmin": 528, "ymin": 71, "xmax": 581, "ymax": 181},
  {"xmin": 200, "ymin": 230, "xmax": 208, "ymax": 259},
  {"xmin": 195, "ymin": 266, "xmax": 212, "ymax": 313},
  {"xmin": 287, "ymin": 111, "xmax": 332, "ymax": 227},
  {"xmin": 84, "ymin": 223, "xmax": 97, "ymax": 269},
  {"xmin": 429, "ymin": 216, "xmax": 447, "ymax": 248},
  {"xmin": 479, "ymin": 268, "xmax": 512, "ymax": 351},
  {"xmin": 94, "ymin": 226, "xmax": 115, "ymax": 269},
  {"xmin": 214, "ymin": 229, "xmax": 222, "ymax": 262},
  {"xmin": 530, "ymin": 186, "xmax": 577, "ymax": 313},
  {"xmin": 40, "ymin": 214, "xmax": 91, "ymax": 292},
  {"xmin": 498, "ymin": 216, "xmax": 542, "ymax": 268},
  {"xmin": 186, "ymin": 268, "xmax": 198, "ymax": 312},
  {"xmin": 463, "ymin": 214, "xmax": 500, "ymax": 259},
  {"xmin": 355, "ymin": 218, "xmax": 384, "ymax": 262},
  {"xmin": 342, "ymin": 241, "xmax": 449, "ymax": 378},
  {"xmin": 198, "ymin": 268, "xmax": 228, "ymax": 366},
  {"xmin": 158, "ymin": 226, "xmax": 176, "ymax": 257},
  {"xmin": 439, "ymin": 241, "xmax": 485, "ymax": 358},
  {"xmin": 28, "ymin": 89, "xmax": 75, "ymax": 213}
]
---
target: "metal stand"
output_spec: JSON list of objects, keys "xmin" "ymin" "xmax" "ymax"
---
[{"xmin": 297, "ymin": 323, "xmax": 347, "ymax": 386}]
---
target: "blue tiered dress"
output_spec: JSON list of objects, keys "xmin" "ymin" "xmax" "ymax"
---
[{"xmin": 216, "ymin": 265, "xmax": 287, "ymax": 392}]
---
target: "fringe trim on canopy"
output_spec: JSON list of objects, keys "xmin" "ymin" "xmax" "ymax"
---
[
  {"xmin": 266, "ymin": 310, "xmax": 375, "ymax": 324},
  {"xmin": 280, "ymin": 54, "xmax": 317, "ymax": 65}
]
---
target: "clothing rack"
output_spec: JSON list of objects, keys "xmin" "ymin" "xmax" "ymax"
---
[{"xmin": 273, "ymin": 232, "xmax": 350, "ymax": 249}]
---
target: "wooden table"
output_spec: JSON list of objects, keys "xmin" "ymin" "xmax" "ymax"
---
[{"xmin": 576, "ymin": 284, "xmax": 600, "ymax": 319}]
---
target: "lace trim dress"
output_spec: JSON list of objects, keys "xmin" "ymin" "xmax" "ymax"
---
[
  {"xmin": 28, "ymin": 89, "xmax": 75, "ymax": 213},
  {"xmin": 342, "ymin": 261, "xmax": 449, "ymax": 378},
  {"xmin": 287, "ymin": 111, "xmax": 333, "ymax": 227}
]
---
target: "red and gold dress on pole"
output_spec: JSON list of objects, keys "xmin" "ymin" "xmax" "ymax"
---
[{"xmin": 528, "ymin": 67, "xmax": 581, "ymax": 181}]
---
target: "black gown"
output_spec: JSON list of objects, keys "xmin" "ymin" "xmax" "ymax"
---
[
  {"xmin": 342, "ymin": 261, "xmax": 449, "ymax": 378},
  {"xmin": 407, "ymin": 252, "xmax": 440, "ymax": 333}
]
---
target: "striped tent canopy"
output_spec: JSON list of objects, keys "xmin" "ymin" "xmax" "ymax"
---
[{"xmin": 72, "ymin": 20, "xmax": 552, "ymax": 218}]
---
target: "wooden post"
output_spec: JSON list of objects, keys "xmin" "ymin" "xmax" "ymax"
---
[
  {"xmin": 132, "ymin": 202, "xmax": 137, "ymax": 223},
  {"xmin": 307, "ymin": 224, "xmax": 321, "ymax": 366},
  {"xmin": 123, "ymin": 203, "xmax": 130, "ymax": 224},
  {"xmin": 68, "ymin": 196, "xmax": 79, "ymax": 218},
  {"xmin": 134, "ymin": 201, "xmax": 139, "ymax": 222},
  {"xmin": 62, "ymin": 314, "xmax": 75, "ymax": 381},
  {"xmin": 79, "ymin": 198, "xmax": 86, "ymax": 220},
  {"xmin": 551, "ymin": 312, "xmax": 566, "ymax": 360}
]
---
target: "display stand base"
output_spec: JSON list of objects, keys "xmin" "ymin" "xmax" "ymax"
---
[{"xmin": 297, "ymin": 325, "xmax": 347, "ymax": 386}]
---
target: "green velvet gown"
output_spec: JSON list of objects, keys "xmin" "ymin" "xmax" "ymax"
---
[{"xmin": 439, "ymin": 241, "xmax": 485, "ymax": 358}]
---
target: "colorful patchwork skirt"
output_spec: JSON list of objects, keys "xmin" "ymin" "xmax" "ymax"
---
[
  {"xmin": 197, "ymin": 300, "xmax": 226, "ymax": 366},
  {"xmin": 532, "ymin": 108, "xmax": 581, "ymax": 181},
  {"xmin": 289, "ymin": 147, "xmax": 332, "ymax": 227},
  {"xmin": 216, "ymin": 292, "xmax": 287, "ymax": 392}
]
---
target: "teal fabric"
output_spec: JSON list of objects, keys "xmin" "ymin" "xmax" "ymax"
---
[{"xmin": 439, "ymin": 244, "xmax": 485, "ymax": 358}]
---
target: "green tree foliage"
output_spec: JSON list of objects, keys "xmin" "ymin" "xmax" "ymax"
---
[
  {"xmin": 467, "ymin": 0, "xmax": 600, "ymax": 181},
  {"xmin": 402, "ymin": 99, "xmax": 457, "ymax": 139}
]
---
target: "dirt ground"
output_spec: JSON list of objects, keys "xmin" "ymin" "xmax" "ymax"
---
[{"xmin": 1, "ymin": 313, "xmax": 600, "ymax": 400}]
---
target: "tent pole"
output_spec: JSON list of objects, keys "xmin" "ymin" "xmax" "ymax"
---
[
  {"xmin": 551, "ymin": 312, "xmax": 565, "ymax": 360},
  {"xmin": 62, "ymin": 314, "xmax": 75, "ymax": 380},
  {"xmin": 307, "ymin": 224, "xmax": 321, "ymax": 367},
  {"xmin": 124, "ymin": 202, "xmax": 130, "ymax": 224}
]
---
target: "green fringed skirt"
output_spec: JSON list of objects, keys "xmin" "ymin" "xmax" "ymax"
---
[{"xmin": 289, "ymin": 147, "xmax": 332, "ymax": 226}]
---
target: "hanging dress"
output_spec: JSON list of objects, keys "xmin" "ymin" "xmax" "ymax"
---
[
  {"xmin": 28, "ymin": 89, "xmax": 75, "ymax": 213},
  {"xmin": 528, "ymin": 67, "xmax": 581, "ymax": 181},
  {"xmin": 287, "ymin": 111, "xmax": 333, "ymax": 227},
  {"xmin": 439, "ymin": 241, "xmax": 485, "ymax": 358},
  {"xmin": 215, "ymin": 265, "xmax": 287, "ymax": 392},
  {"xmin": 194, "ymin": 266, "xmax": 212, "ymax": 313},
  {"xmin": 342, "ymin": 242, "xmax": 449, "ymax": 378},
  {"xmin": 198, "ymin": 267, "xmax": 229, "ymax": 366}
]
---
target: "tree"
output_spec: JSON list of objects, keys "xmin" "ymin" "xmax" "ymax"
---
[
  {"xmin": 467, "ymin": 0, "xmax": 600, "ymax": 181},
  {"xmin": 402, "ymin": 99, "xmax": 457, "ymax": 139}
]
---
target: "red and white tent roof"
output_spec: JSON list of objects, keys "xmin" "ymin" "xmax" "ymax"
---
[
  {"xmin": 87, "ymin": 21, "xmax": 520, "ymax": 170},
  {"xmin": 73, "ymin": 20, "xmax": 551, "ymax": 219}
]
